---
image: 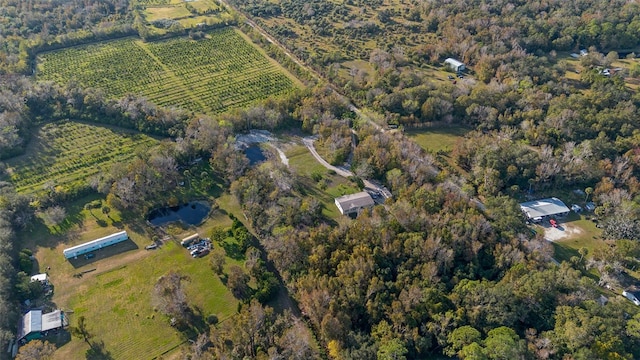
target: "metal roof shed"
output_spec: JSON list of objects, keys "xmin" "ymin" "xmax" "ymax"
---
[
  {"xmin": 17, "ymin": 310, "xmax": 66, "ymax": 341},
  {"xmin": 335, "ymin": 192, "xmax": 375, "ymax": 215},
  {"xmin": 519, "ymin": 197, "xmax": 570, "ymax": 220},
  {"xmin": 444, "ymin": 58, "xmax": 466, "ymax": 72},
  {"xmin": 30, "ymin": 274, "xmax": 48, "ymax": 283}
]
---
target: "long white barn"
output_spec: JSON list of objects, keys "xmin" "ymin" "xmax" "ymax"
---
[{"xmin": 63, "ymin": 231, "xmax": 129, "ymax": 259}]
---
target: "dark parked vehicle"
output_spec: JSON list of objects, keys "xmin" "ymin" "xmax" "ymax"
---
[{"xmin": 192, "ymin": 249, "xmax": 210, "ymax": 258}]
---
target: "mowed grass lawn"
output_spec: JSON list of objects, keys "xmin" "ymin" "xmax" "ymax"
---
[
  {"xmin": 36, "ymin": 28, "xmax": 302, "ymax": 115},
  {"xmin": 3, "ymin": 121, "xmax": 159, "ymax": 197},
  {"xmin": 286, "ymin": 144, "xmax": 360, "ymax": 219},
  {"xmin": 144, "ymin": 5, "xmax": 192, "ymax": 21},
  {"xmin": 405, "ymin": 125, "xmax": 469, "ymax": 153},
  {"xmin": 26, "ymin": 197, "xmax": 241, "ymax": 360},
  {"xmin": 550, "ymin": 213, "xmax": 605, "ymax": 263}
]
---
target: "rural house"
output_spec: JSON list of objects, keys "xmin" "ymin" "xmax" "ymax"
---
[
  {"xmin": 519, "ymin": 197, "xmax": 570, "ymax": 222},
  {"xmin": 335, "ymin": 192, "xmax": 375, "ymax": 216},
  {"xmin": 444, "ymin": 58, "xmax": 466, "ymax": 72}
]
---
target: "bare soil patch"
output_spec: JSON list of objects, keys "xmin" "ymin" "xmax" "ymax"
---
[{"xmin": 543, "ymin": 221, "xmax": 585, "ymax": 241}]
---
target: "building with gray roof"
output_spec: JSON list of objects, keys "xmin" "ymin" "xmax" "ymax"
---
[
  {"xmin": 335, "ymin": 192, "xmax": 375, "ymax": 216},
  {"xmin": 520, "ymin": 197, "xmax": 570, "ymax": 221}
]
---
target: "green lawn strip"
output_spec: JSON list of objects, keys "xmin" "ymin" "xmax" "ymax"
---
[
  {"xmin": 550, "ymin": 214, "xmax": 605, "ymax": 264},
  {"xmin": 286, "ymin": 145, "xmax": 360, "ymax": 219},
  {"xmin": 144, "ymin": 5, "xmax": 192, "ymax": 22},
  {"xmin": 405, "ymin": 125, "xmax": 469, "ymax": 153}
]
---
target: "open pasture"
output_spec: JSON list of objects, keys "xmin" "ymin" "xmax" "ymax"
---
[
  {"xmin": 27, "ymin": 200, "xmax": 242, "ymax": 359},
  {"xmin": 3, "ymin": 121, "xmax": 158, "ymax": 197},
  {"xmin": 37, "ymin": 28, "xmax": 300, "ymax": 115}
]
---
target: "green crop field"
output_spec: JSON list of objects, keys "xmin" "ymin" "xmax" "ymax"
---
[
  {"xmin": 3, "ymin": 121, "xmax": 158, "ymax": 196},
  {"xmin": 36, "ymin": 28, "xmax": 301, "ymax": 115}
]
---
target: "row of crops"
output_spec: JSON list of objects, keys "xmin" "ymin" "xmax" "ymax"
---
[
  {"xmin": 36, "ymin": 28, "xmax": 299, "ymax": 115},
  {"xmin": 4, "ymin": 121, "xmax": 158, "ymax": 196}
]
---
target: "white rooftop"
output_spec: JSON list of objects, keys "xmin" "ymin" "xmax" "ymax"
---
[
  {"xmin": 520, "ymin": 197, "xmax": 570, "ymax": 219},
  {"xmin": 17, "ymin": 310, "xmax": 65, "ymax": 340},
  {"xmin": 444, "ymin": 58, "xmax": 465, "ymax": 67},
  {"xmin": 30, "ymin": 274, "xmax": 48, "ymax": 283}
]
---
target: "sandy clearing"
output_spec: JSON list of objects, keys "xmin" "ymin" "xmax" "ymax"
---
[
  {"xmin": 236, "ymin": 129, "xmax": 289, "ymax": 166},
  {"xmin": 543, "ymin": 222, "xmax": 585, "ymax": 241}
]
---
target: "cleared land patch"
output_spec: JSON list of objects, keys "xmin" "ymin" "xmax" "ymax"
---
[
  {"xmin": 286, "ymin": 144, "xmax": 360, "ymax": 219},
  {"xmin": 3, "ymin": 121, "xmax": 158, "ymax": 196},
  {"xmin": 144, "ymin": 5, "xmax": 192, "ymax": 21},
  {"xmin": 406, "ymin": 125, "xmax": 469, "ymax": 153},
  {"xmin": 37, "ymin": 28, "xmax": 300, "ymax": 115},
  {"xmin": 27, "ymin": 198, "xmax": 242, "ymax": 359}
]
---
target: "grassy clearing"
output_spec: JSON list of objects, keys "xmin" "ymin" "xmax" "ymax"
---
[
  {"xmin": 37, "ymin": 28, "xmax": 301, "ymax": 115},
  {"xmin": 551, "ymin": 213, "xmax": 605, "ymax": 263},
  {"xmin": 558, "ymin": 52, "xmax": 640, "ymax": 89},
  {"xmin": 3, "ymin": 121, "xmax": 159, "ymax": 197},
  {"xmin": 25, "ymin": 195, "xmax": 242, "ymax": 360},
  {"xmin": 286, "ymin": 144, "xmax": 360, "ymax": 219},
  {"xmin": 144, "ymin": 6, "xmax": 192, "ymax": 21},
  {"xmin": 405, "ymin": 125, "xmax": 469, "ymax": 153}
]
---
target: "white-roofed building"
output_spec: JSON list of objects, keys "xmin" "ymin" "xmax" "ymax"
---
[
  {"xmin": 30, "ymin": 273, "xmax": 49, "ymax": 284},
  {"xmin": 17, "ymin": 310, "xmax": 67, "ymax": 341},
  {"xmin": 63, "ymin": 231, "xmax": 129, "ymax": 259},
  {"xmin": 520, "ymin": 197, "xmax": 570, "ymax": 222},
  {"xmin": 444, "ymin": 58, "xmax": 466, "ymax": 72},
  {"xmin": 335, "ymin": 192, "xmax": 375, "ymax": 215}
]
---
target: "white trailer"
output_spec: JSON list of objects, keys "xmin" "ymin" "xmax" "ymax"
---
[
  {"xmin": 181, "ymin": 233, "xmax": 199, "ymax": 247},
  {"xmin": 63, "ymin": 231, "xmax": 129, "ymax": 259}
]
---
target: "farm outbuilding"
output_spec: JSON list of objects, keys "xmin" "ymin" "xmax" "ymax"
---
[
  {"xmin": 335, "ymin": 192, "xmax": 375, "ymax": 216},
  {"xmin": 444, "ymin": 58, "xmax": 466, "ymax": 72},
  {"xmin": 520, "ymin": 197, "xmax": 570, "ymax": 222},
  {"xmin": 30, "ymin": 274, "xmax": 49, "ymax": 285},
  {"xmin": 17, "ymin": 310, "xmax": 67, "ymax": 341},
  {"xmin": 63, "ymin": 231, "xmax": 129, "ymax": 259},
  {"xmin": 181, "ymin": 233, "xmax": 200, "ymax": 247}
]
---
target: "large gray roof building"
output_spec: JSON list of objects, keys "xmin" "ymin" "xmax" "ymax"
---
[
  {"xmin": 335, "ymin": 192, "xmax": 375, "ymax": 215},
  {"xmin": 520, "ymin": 197, "xmax": 570, "ymax": 221}
]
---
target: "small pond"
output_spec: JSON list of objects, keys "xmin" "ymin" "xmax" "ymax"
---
[
  {"xmin": 148, "ymin": 201, "xmax": 210, "ymax": 226},
  {"xmin": 245, "ymin": 145, "xmax": 266, "ymax": 165}
]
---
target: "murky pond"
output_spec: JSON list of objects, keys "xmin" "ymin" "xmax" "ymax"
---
[{"xmin": 148, "ymin": 201, "xmax": 210, "ymax": 226}]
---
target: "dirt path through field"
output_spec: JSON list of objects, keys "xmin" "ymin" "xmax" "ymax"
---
[{"xmin": 132, "ymin": 40, "xmax": 207, "ymax": 110}]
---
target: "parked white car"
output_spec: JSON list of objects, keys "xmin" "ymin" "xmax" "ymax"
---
[{"xmin": 622, "ymin": 289, "xmax": 640, "ymax": 306}]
